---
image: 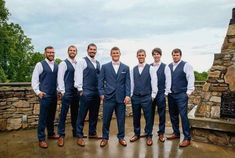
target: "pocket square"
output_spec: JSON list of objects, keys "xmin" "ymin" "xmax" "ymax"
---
[{"xmin": 121, "ymin": 71, "xmax": 126, "ymax": 73}]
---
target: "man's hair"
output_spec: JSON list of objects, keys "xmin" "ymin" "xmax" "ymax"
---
[
  {"xmin": 152, "ymin": 48, "xmax": 162, "ymax": 56},
  {"xmin": 44, "ymin": 46, "xmax": 54, "ymax": 52},
  {"xmin": 67, "ymin": 45, "xmax": 77, "ymax": 52},
  {"xmin": 87, "ymin": 43, "xmax": 97, "ymax": 50},
  {"xmin": 137, "ymin": 49, "xmax": 146, "ymax": 55},
  {"xmin": 110, "ymin": 46, "xmax": 120, "ymax": 53},
  {"xmin": 172, "ymin": 48, "xmax": 182, "ymax": 56}
]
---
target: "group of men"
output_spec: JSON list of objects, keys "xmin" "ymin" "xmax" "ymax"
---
[{"xmin": 31, "ymin": 44, "xmax": 195, "ymax": 149}]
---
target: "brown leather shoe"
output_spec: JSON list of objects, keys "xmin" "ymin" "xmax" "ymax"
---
[
  {"xmin": 39, "ymin": 141, "xmax": 48, "ymax": 149},
  {"xmin": 159, "ymin": 134, "xmax": 165, "ymax": 142},
  {"xmin": 119, "ymin": 139, "xmax": 127, "ymax": 146},
  {"xmin": 57, "ymin": 137, "xmax": 64, "ymax": 147},
  {"xmin": 100, "ymin": 139, "xmax": 108, "ymax": 147},
  {"xmin": 166, "ymin": 134, "xmax": 180, "ymax": 140},
  {"xmin": 179, "ymin": 140, "xmax": 190, "ymax": 147},
  {"xmin": 48, "ymin": 134, "xmax": 60, "ymax": 139},
  {"xmin": 130, "ymin": 135, "xmax": 140, "ymax": 142},
  {"xmin": 77, "ymin": 138, "xmax": 85, "ymax": 147},
  {"xmin": 146, "ymin": 137, "xmax": 153, "ymax": 146}
]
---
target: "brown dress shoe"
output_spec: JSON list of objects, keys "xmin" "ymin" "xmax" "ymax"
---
[
  {"xmin": 39, "ymin": 141, "xmax": 48, "ymax": 149},
  {"xmin": 179, "ymin": 140, "xmax": 190, "ymax": 147},
  {"xmin": 166, "ymin": 134, "xmax": 180, "ymax": 140},
  {"xmin": 146, "ymin": 137, "xmax": 153, "ymax": 146},
  {"xmin": 48, "ymin": 134, "xmax": 60, "ymax": 139},
  {"xmin": 130, "ymin": 135, "xmax": 140, "ymax": 142},
  {"xmin": 119, "ymin": 139, "xmax": 127, "ymax": 146},
  {"xmin": 159, "ymin": 134, "xmax": 165, "ymax": 142},
  {"xmin": 77, "ymin": 138, "xmax": 85, "ymax": 147},
  {"xmin": 100, "ymin": 139, "xmax": 108, "ymax": 147},
  {"xmin": 57, "ymin": 137, "xmax": 64, "ymax": 147}
]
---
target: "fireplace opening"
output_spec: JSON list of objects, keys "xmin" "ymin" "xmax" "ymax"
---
[{"xmin": 221, "ymin": 92, "xmax": 235, "ymax": 118}]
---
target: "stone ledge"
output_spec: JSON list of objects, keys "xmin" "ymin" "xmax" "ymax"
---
[{"xmin": 189, "ymin": 106, "xmax": 235, "ymax": 132}]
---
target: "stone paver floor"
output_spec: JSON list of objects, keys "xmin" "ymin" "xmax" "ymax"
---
[{"xmin": 0, "ymin": 115, "xmax": 234, "ymax": 158}]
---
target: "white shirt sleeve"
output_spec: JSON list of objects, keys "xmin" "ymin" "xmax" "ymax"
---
[
  {"xmin": 74, "ymin": 59, "xmax": 87, "ymax": 91},
  {"xmin": 184, "ymin": 63, "xmax": 195, "ymax": 95},
  {"xmin": 164, "ymin": 65, "xmax": 172, "ymax": 96},
  {"xmin": 130, "ymin": 69, "xmax": 134, "ymax": 97},
  {"xmin": 150, "ymin": 66, "xmax": 158, "ymax": 99},
  {"xmin": 57, "ymin": 61, "xmax": 67, "ymax": 95},
  {"xmin": 31, "ymin": 62, "xmax": 43, "ymax": 95}
]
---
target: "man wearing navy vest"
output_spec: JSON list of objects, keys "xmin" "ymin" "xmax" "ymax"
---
[
  {"xmin": 31, "ymin": 46, "xmax": 59, "ymax": 149},
  {"xmin": 99, "ymin": 47, "xmax": 131, "ymax": 147},
  {"xmin": 57, "ymin": 45, "xmax": 80, "ymax": 147},
  {"xmin": 74, "ymin": 43, "xmax": 101, "ymax": 147},
  {"xmin": 167, "ymin": 48, "xmax": 195, "ymax": 147},
  {"xmin": 150, "ymin": 48, "xmax": 171, "ymax": 143},
  {"xmin": 129, "ymin": 49, "xmax": 154, "ymax": 146}
]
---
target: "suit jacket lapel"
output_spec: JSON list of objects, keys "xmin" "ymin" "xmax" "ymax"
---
[{"xmin": 117, "ymin": 63, "xmax": 124, "ymax": 80}]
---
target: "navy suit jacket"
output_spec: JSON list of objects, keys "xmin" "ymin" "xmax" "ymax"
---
[{"xmin": 98, "ymin": 62, "xmax": 131, "ymax": 103}]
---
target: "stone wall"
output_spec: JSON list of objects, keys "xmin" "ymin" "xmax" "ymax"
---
[{"xmin": 0, "ymin": 82, "xmax": 203, "ymax": 131}]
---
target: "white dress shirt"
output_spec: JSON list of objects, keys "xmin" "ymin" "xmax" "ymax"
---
[
  {"xmin": 172, "ymin": 60, "xmax": 195, "ymax": 95},
  {"xmin": 112, "ymin": 61, "xmax": 120, "ymax": 74},
  {"xmin": 31, "ymin": 58, "xmax": 55, "ymax": 95},
  {"xmin": 130, "ymin": 63, "xmax": 158, "ymax": 98},
  {"xmin": 74, "ymin": 56, "xmax": 97, "ymax": 91},
  {"xmin": 57, "ymin": 58, "xmax": 77, "ymax": 95},
  {"xmin": 150, "ymin": 61, "xmax": 172, "ymax": 97}
]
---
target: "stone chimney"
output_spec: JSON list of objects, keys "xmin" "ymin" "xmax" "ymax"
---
[{"xmin": 195, "ymin": 8, "xmax": 235, "ymax": 118}]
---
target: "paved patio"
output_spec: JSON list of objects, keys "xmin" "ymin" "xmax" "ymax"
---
[{"xmin": 0, "ymin": 115, "xmax": 234, "ymax": 158}]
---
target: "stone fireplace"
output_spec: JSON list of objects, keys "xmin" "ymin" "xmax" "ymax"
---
[{"xmin": 189, "ymin": 8, "xmax": 235, "ymax": 146}]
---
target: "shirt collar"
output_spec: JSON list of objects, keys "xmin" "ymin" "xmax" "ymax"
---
[
  {"xmin": 138, "ymin": 62, "xmax": 146, "ymax": 67},
  {"xmin": 67, "ymin": 57, "xmax": 77, "ymax": 64},
  {"xmin": 87, "ymin": 55, "xmax": 96, "ymax": 63},
  {"xmin": 112, "ymin": 61, "xmax": 120, "ymax": 65},
  {"xmin": 173, "ymin": 60, "xmax": 182, "ymax": 66},
  {"xmin": 153, "ymin": 61, "xmax": 161, "ymax": 66},
  {"xmin": 45, "ymin": 58, "xmax": 54, "ymax": 64}
]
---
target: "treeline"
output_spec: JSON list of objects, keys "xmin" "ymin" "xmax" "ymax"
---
[
  {"xmin": 0, "ymin": 0, "xmax": 61, "ymax": 82},
  {"xmin": 0, "ymin": 0, "xmax": 208, "ymax": 83}
]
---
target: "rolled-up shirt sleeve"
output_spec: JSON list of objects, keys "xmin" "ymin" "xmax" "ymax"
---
[
  {"xmin": 164, "ymin": 65, "xmax": 172, "ymax": 96},
  {"xmin": 74, "ymin": 59, "xmax": 87, "ymax": 91},
  {"xmin": 184, "ymin": 63, "xmax": 195, "ymax": 95},
  {"xmin": 57, "ymin": 61, "xmax": 67, "ymax": 95},
  {"xmin": 31, "ymin": 62, "xmax": 43, "ymax": 95},
  {"xmin": 150, "ymin": 66, "xmax": 158, "ymax": 99}
]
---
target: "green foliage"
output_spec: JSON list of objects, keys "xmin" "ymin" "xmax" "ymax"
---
[
  {"xmin": 0, "ymin": 0, "xmax": 9, "ymax": 22},
  {"xmin": 194, "ymin": 71, "xmax": 208, "ymax": 81},
  {"xmin": 55, "ymin": 58, "xmax": 62, "ymax": 65},
  {"xmin": 0, "ymin": 0, "xmax": 63, "ymax": 83}
]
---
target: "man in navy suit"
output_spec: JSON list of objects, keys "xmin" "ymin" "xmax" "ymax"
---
[
  {"xmin": 98, "ymin": 47, "xmax": 131, "ymax": 147},
  {"xmin": 129, "ymin": 49, "xmax": 154, "ymax": 146},
  {"xmin": 167, "ymin": 48, "xmax": 195, "ymax": 147}
]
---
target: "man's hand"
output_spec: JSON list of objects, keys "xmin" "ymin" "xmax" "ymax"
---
[
  {"xmin": 38, "ymin": 92, "xmax": 46, "ymax": 99},
  {"xmin": 100, "ymin": 95, "xmax": 104, "ymax": 101},
  {"xmin": 57, "ymin": 92, "xmax": 63, "ymax": 100},
  {"xmin": 124, "ymin": 96, "xmax": 130, "ymax": 105}
]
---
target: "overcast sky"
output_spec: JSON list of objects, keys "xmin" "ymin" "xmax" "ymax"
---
[{"xmin": 5, "ymin": 0, "xmax": 235, "ymax": 71}]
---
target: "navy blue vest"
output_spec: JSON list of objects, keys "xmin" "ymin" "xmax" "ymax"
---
[
  {"xmin": 39, "ymin": 60, "xmax": 58, "ymax": 96},
  {"xmin": 133, "ymin": 64, "xmax": 151, "ymax": 96},
  {"xmin": 157, "ymin": 63, "xmax": 166, "ymax": 94},
  {"xmin": 83, "ymin": 57, "xmax": 100, "ymax": 94},
  {"xmin": 64, "ymin": 59, "xmax": 76, "ymax": 95},
  {"xmin": 169, "ymin": 61, "xmax": 188, "ymax": 93}
]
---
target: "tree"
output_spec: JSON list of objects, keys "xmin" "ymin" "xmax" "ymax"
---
[
  {"xmin": 194, "ymin": 71, "xmax": 208, "ymax": 81},
  {"xmin": 0, "ymin": 0, "xmax": 9, "ymax": 22}
]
